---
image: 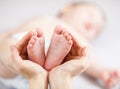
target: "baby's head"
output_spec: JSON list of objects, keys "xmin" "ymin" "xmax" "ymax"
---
[{"xmin": 58, "ymin": 2, "xmax": 106, "ymax": 41}]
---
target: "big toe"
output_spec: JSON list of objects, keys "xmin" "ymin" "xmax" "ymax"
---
[
  {"xmin": 54, "ymin": 25, "xmax": 66, "ymax": 34},
  {"xmin": 28, "ymin": 36, "xmax": 38, "ymax": 48},
  {"xmin": 35, "ymin": 28, "xmax": 44, "ymax": 37}
]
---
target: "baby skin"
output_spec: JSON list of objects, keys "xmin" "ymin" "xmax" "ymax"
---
[
  {"xmin": 27, "ymin": 29, "xmax": 45, "ymax": 66},
  {"xmin": 100, "ymin": 69, "xmax": 120, "ymax": 88},
  {"xmin": 45, "ymin": 26, "xmax": 73, "ymax": 70},
  {"xmin": 27, "ymin": 26, "xmax": 73, "ymax": 71}
]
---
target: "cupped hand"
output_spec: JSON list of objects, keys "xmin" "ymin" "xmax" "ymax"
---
[
  {"xmin": 9, "ymin": 45, "xmax": 47, "ymax": 79},
  {"xmin": 9, "ymin": 28, "xmax": 89, "ymax": 89},
  {"xmin": 9, "ymin": 31, "xmax": 47, "ymax": 79},
  {"xmin": 56, "ymin": 27, "xmax": 89, "ymax": 77},
  {"xmin": 16, "ymin": 30, "xmax": 35, "ymax": 59},
  {"xmin": 48, "ymin": 29, "xmax": 89, "ymax": 89}
]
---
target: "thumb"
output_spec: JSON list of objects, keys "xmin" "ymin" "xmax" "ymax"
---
[
  {"xmin": 9, "ymin": 45, "xmax": 23, "ymax": 71},
  {"xmin": 10, "ymin": 45, "xmax": 22, "ymax": 61},
  {"xmin": 59, "ymin": 57, "xmax": 89, "ymax": 77}
]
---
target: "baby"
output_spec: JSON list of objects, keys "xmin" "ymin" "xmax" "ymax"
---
[
  {"xmin": 27, "ymin": 26, "xmax": 73, "ymax": 70},
  {"xmin": 0, "ymin": 1, "xmax": 119, "ymax": 89},
  {"xmin": 57, "ymin": 2, "xmax": 120, "ymax": 88},
  {"xmin": 26, "ymin": 2, "xmax": 120, "ymax": 88}
]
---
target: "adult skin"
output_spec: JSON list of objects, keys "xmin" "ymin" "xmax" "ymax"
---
[{"xmin": 9, "ymin": 30, "xmax": 89, "ymax": 89}]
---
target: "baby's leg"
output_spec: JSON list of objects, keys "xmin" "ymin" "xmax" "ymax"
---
[
  {"xmin": 99, "ymin": 69, "xmax": 120, "ymax": 88},
  {"xmin": 45, "ymin": 26, "xmax": 73, "ymax": 71},
  {"xmin": 27, "ymin": 29, "xmax": 45, "ymax": 66},
  {"xmin": 85, "ymin": 62, "xmax": 120, "ymax": 88}
]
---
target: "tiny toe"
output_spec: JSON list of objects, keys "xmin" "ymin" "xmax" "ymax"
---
[
  {"xmin": 67, "ymin": 35, "xmax": 72, "ymax": 40},
  {"xmin": 36, "ymin": 28, "xmax": 43, "ymax": 37},
  {"xmin": 29, "ymin": 36, "xmax": 37, "ymax": 44},
  {"xmin": 118, "ymin": 72, "xmax": 120, "ymax": 78},
  {"xmin": 32, "ymin": 36, "xmax": 38, "ymax": 40},
  {"xmin": 113, "ymin": 70, "xmax": 120, "ymax": 77},
  {"xmin": 32, "ymin": 31, "xmax": 37, "ymax": 36},
  {"xmin": 28, "ymin": 44, "xmax": 33, "ymax": 48},
  {"xmin": 68, "ymin": 40, "xmax": 73, "ymax": 44},
  {"xmin": 62, "ymin": 29, "xmax": 67, "ymax": 34},
  {"xmin": 29, "ymin": 38, "xmax": 35, "ymax": 44},
  {"xmin": 107, "ymin": 78, "xmax": 113, "ymax": 88},
  {"xmin": 62, "ymin": 30, "xmax": 72, "ymax": 41},
  {"xmin": 64, "ymin": 32, "xmax": 69, "ymax": 38},
  {"xmin": 108, "ymin": 77, "xmax": 117, "ymax": 88},
  {"xmin": 54, "ymin": 25, "xmax": 63, "ymax": 34}
]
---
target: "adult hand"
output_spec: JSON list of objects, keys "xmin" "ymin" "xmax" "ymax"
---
[
  {"xmin": 49, "ymin": 30, "xmax": 89, "ymax": 89},
  {"xmin": 8, "ymin": 31, "xmax": 48, "ymax": 89},
  {"xmin": 16, "ymin": 31, "xmax": 35, "ymax": 59},
  {"xmin": 9, "ymin": 45, "xmax": 48, "ymax": 89},
  {"xmin": 15, "ymin": 29, "xmax": 44, "ymax": 60},
  {"xmin": 9, "ymin": 45, "xmax": 47, "ymax": 79}
]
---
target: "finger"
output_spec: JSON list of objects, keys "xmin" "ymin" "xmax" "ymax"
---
[
  {"xmin": 81, "ymin": 46, "xmax": 88, "ymax": 56},
  {"xmin": 59, "ymin": 57, "xmax": 89, "ymax": 77},
  {"xmin": 11, "ymin": 45, "xmax": 45, "ymax": 72},
  {"xmin": 20, "ymin": 45, "xmax": 28, "ymax": 59},
  {"xmin": 9, "ymin": 45, "xmax": 23, "ymax": 71},
  {"xmin": 10, "ymin": 45, "xmax": 47, "ymax": 78},
  {"xmin": 16, "ymin": 31, "xmax": 33, "ymax": 52},
  {"xmin": 19, "ymin": 60, "xmax": 46, "ymax": 77},
  {"xmin": 107, "ymin": 76, "xmax": 116, "ymax": 88},
  {"xmin": 10, "ymin": 45, "xmax": 22, "ymax": 61},
  {"xmin": 69, "ymin": 29, "xmax": 88, "ymax": 48},
  {"xmin": 113, "ymin": 69, "xmax": 120, "ymax": 78}
]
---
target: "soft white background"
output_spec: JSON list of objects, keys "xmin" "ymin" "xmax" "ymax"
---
[{"xmin": 0, "ymin": 0, "xmax": 120, "ymax": 89}]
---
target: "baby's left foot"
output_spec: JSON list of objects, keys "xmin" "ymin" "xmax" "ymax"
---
[
  {"xmin": 99, "ymin": 69, "xmax": 120, "ymax": 88},
  {"xmin": 27, "ymin": 30, "xmax": 45, "ymax": 66}
]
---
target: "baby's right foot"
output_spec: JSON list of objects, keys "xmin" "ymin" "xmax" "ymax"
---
[
  {"xmin": 45, "ymin": 25, "xmax": 73, "ymax": 71},
  {"xmin": 27, "ymin": 30, "xmax": 45, "ymax": 66}
]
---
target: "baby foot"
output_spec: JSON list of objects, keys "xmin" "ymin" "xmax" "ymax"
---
[
  {"xmin": 45, "ymin": 25, "xmax": 73, "ymax": 71},
  {"xmin": 27, "ymin": 30, "xmax": 45, "ymax": 66},
  {"xmin": 99, "ymin": 69, "xmax": 120, "ymax": 88}
]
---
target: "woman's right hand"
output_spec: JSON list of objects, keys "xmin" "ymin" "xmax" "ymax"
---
[
  {"xmin": 8, "ymin": 31, "xmax": 48, "ymax": 89},
  {"xmin": 9, "ymin": 45, "xmax": 47, "ymax": 79},
  {"xmin": 9, "ymin": 45, "xmax": 48, "ymax": 89}
]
